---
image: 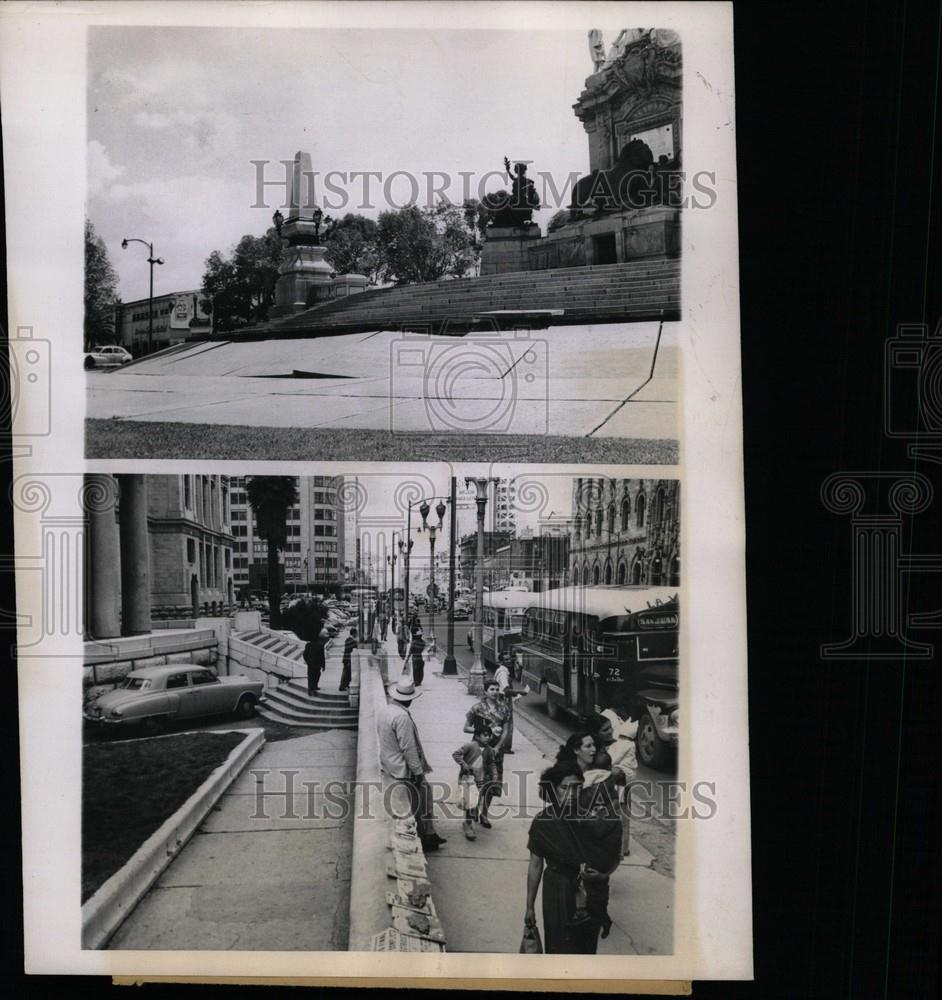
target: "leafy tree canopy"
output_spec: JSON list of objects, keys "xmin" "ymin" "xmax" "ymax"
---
[
  {"xmin": 201, "ymin": 228, "xmax": 284, "ymax": 332},
  {"xmin": 84, "ymin": 219, "xmax": 120, "ymax": 351}
]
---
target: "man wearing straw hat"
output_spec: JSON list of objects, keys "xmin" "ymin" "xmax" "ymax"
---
[{"xmin": 377, "ymin": 667, "xmax": 447, "ymax": 852}]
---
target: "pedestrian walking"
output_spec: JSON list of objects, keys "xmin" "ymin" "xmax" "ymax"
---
[
  {"xmin": 452, "ymin": 740, "xmax": 485, "ymax": 840},
  {"xmin": 463, "ymin": 678, "xmax": 511, "ymax": 828},
  {"xmin": 524, "ymin": 760, "xmax": 585, "ymax": 954},
  {"xmin": 339, "ymin": 626, "xmax": 358, "ymax": 691},
  {"xmin": 377, "ymin": 669, "xmax": 447, "ymax": 853},
  {"xmin": 380, "ymin": 612, "xmax": 389, "ymax": 641},
  {"xmin": 370, "ymin": 614, "xmax": 380, "ymax": 654},
  {"xmin": 555, "ymin": 732, "xmax": 624, "ymax": 952},
  {"xmin": 303, "ymin": 627, "xmax": 328, "ymax": 695},
  {"xmin": 408, "ymin": 625, "xmax": 427, "ymax": 687},
  {"xmin": 466, "ymin": 629, "xmax": 474, "ymax": 655},
  {"xmin": 494, "ymin": 651, "xmax": 521, "ymax": 754}
]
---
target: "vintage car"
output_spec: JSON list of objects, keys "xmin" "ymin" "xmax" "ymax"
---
[
  {"xmin": 84, "ymin": 664, "xmax": 264, "ymax": 731},
  {"xmin": 84, "ymin": 345, "xmax": 133, "ymax": 370}
]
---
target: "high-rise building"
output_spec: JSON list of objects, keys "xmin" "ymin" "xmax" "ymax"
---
[
  {"xmin": 229, "ymin": 475, "xmax": 346, "ymax": 599},
  {"xmin": 459, "ymin": 478, "xmax": 517, "ymax": 533}
]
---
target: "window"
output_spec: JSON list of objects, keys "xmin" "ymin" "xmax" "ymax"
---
[
  {"xmin": 604, "ymin": 562, "xmax": 613, "ymax": 584},
  {"xmin": 655, "ymin": 487, "xmax": 666, "ymax": 525},
  {"xmin": 183, "ymin": 476, "xmax": 191, "ymax": 509},
  {"xmin": 313, "ymin": 492, "xmax": 324, "ymax": 504},
  {"xmin": 621, "ymin": 497, "xmax": 630, "ymax": 531},
  {"xmin": 165, "ymin": 673, "xmax": 189, "ymax": 690},
  {"xmin": 592, "ymin": 563, "xmax": 601, "ymax": 585},
  {"xmin": 190, "ymin": 670, "xmax": 217, "ymax": 686},
  {"xmin": 595, "ymin": 507, "xmax": 603, "ymax": 536},
  {"xmin": 617, "ymin": 562, "xmax": 628, "ymax": 584},
  {"xmin": 636, "ymin": 491, "xmax": 646, "ymax": 529},
  {"xmin": 607, "ymin": 503, "xmax": 615, "ymax": 534},
  {"xmin": 187, "ymin": 539, "xmax": 196, "ymax": 562},
  {"xmin": 584, "ymin": 513, "xmax": 592, "ymax": 538}
]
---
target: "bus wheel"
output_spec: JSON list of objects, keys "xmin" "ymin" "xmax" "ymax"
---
[
  {"xmin": 637, "ymin": 713, "xmax": 665, "ymax": 769},
  {"xmin": 545, "ymin": 687, "xmax": 560, "ymax": 721}
]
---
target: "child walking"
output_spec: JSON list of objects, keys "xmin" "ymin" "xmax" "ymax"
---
[{"xmin": 452, "ymin": 740, "xmax": 486, "ymax": 840}]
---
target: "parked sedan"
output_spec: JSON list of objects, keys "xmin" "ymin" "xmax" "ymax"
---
[
  {"xmin": 84, "ymin": 345, "xmax": 133, "ymax": 370},
  {"xmin": 84, "ymin": 665, "xmax": 264, "ymax": 732}
]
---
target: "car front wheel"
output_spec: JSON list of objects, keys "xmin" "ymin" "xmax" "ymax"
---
[
  {"xmin": 636, "ymin": 712, "xmax": 666, "ymax": 769},
  {"xmin": 84, "ymin": 356, "xmax": 96, "ymax": 370},
  {"xmin": 141, "ymin": 715, "xmax": 166, "ymax": 735},
  {"xmin": 236, "ymin": 694, "xmax": 257, "ymax": 718}
]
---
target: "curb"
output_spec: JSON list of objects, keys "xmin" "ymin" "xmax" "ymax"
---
[{"xmin": 81, "ymin": 727, "xmax": 266, "ymax": 950}]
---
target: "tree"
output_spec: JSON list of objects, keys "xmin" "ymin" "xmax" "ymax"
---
[
  {"xmin": 375, "ymin": 202, "xmax": 479, "ymax": 285},
  {"xmin": 246, "ymin": 476, "xmax": 299, "ymax": 630},
  {"xmin": 201, "ymin": 228, "xmax": 284, "ymax": 332},
  {"xmin": 84, "ymin": 219, "xmax": 119, "ymax": 351},
  {"xmin": 325, "ymin": 213, "xmax": 381, "ymax": 282}
]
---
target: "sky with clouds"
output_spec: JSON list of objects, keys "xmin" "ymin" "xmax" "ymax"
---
[{"xmin": 87, "ymin": 26, "xmax": 593, "ymax": 302}]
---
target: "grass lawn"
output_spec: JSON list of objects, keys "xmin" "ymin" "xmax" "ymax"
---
[
  {"xmin": 82, "ymin": 731, "xmax": 246, "ymax": 903},
  {"xmin": 86, "ymin": 419, "xmax": 679, "ymax": 464}
]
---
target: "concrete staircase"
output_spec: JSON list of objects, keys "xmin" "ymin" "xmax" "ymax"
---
[
  {"xmin": 256, "ymin": 679, "xmax": 359, "ymax": 730},
  {"xmin": 244, "ymin": 258, "xmax": 680, "ymax": 338}
]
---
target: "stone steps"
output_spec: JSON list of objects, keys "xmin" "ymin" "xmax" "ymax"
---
[
  {"xmin": 256, "ymin": 704, "xmax": 359, "ymax": 730},
  {"xmin": 250, "ymin": 259, "xmax": 680, "ymax": 337}
]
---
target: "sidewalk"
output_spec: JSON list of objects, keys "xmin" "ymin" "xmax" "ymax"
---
[{"xmin": 387, "ymin": 634, "xmax": 674, "ymax": 955}]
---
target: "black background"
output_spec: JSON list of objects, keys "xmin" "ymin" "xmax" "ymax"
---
[{"xmin": 2, "ymin": 1, "xmax": 941, "ymax": 996}]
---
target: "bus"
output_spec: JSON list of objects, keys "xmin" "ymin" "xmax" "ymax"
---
[
  {"xmin": 517, "ymin": 586, "xmax": 680, "ymax": 769},
  {"xmin": 480, "ymin": 590, "xmax": 534, "ymax": 671}
]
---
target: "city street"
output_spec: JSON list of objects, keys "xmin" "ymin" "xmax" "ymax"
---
[{"xmin": 412, "ymin": 611, "xmax": 677, "ymax": 878}]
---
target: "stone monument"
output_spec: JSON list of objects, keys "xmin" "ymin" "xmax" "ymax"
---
[
  {"xmin": 480, "ymin": 158, "xmax": 543, "ymax": 276},
  {"xmin": 269, "ymin": 151, "xmax": 337, "ymax": 318}
]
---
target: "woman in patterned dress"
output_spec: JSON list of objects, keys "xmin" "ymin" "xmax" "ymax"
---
[{"xmin": 463, "ymin": 678, "xmax": 512, "ymax": 827}]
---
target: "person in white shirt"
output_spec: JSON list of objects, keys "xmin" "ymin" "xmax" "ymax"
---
[{"xmin": 376, "ymin": 670, "xmax": 446, "ymax": 852}]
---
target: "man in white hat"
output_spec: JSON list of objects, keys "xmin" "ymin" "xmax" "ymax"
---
[{"xmin": 376, "ymin": 669, "xmax": 447, "ymax": 852}]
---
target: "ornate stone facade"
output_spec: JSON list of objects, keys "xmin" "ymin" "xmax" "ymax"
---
[
  {"xmin": 481, "ymin": 28, "xmax": 682, "ymax": 276},
  {"xmin": 568, "ymin": 477, "xmax": 680, "ymax": 587}
]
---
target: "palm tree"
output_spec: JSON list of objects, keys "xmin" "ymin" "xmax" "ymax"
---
[{"xmin": 246, "ymin": 476, "xmax": 299, "ymax": 629}]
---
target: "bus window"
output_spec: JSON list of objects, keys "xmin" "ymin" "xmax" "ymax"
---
[{"xmin": 638, "ymin": 633, "xmax": 678, "ymax": 659}]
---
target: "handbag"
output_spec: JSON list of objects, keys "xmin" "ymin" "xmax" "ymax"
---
[{"xmin": 519, "ymin": 921, "xmax": 543, "ymax": 954}]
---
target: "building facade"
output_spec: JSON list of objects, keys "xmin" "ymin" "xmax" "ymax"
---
[
  {"xmin": 115, "ymin": 289, "xmax": 212, "ymax": 357},
  {"xmin": 229, "ymin": 476, "xmax": 346, "ymax": 600},
  {"xmin": 148, "ymin": 474, "xmax": 235, "ymax": 618},
  {"xmin": 568, "ymin": 477, "xmax": 680, "ymax": 587}
]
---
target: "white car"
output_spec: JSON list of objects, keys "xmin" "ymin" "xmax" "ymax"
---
[{"xmin": 84, "ymin": 345, "xmax": 133, "ymax": 370}]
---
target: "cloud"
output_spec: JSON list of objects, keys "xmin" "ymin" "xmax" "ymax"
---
[
  {"xmin": 87, "ymin": 140, "xmax": 126, "ymax": 198},
  {"xmin": 133, "ymin": 109, "xmax": 200, "ymax": 130}
]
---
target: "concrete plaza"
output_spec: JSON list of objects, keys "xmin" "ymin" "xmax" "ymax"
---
[{"xmin": 86, "ymin": 322, "xmax": 678, "ymax": 445}]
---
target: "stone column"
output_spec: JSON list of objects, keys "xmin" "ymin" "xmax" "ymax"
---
[
  {"xmin": 86, "ymin": 474, "xmax": 121, "ymax": 639},
  {"xmin": 117, "ymin": 474, "xmax": 151, "ymax": 636}
]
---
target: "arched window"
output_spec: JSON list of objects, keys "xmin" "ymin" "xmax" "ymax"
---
[
  {"xmin": 670, "ymin": 553, "xmax": 680, "ymax": 586},
  {"xmin": 636, "ymin": 491, "xmax": 646, "ymax": 529},
  {"xmin": 655, "ymin": 487, "xmax": 666, "ymax": 526},
  {"xmin": 604, "ymin": 561, "xmax": 613, "ymax": 584},
  {"xmin": 595, "ymin": 506, "xmax": 603, "ymax": 536},
  {"xmin": 592, "ymin": 563, "xmax": 601, "ymax": 585},
  {"xmin": 585, "ymin": 512, "xmax": 592, "ymax": 538},
  {"xmin": 621, "ymin": 497, "xmax": 630, "ymax": 531},
  {"xmin": 607, "ymin": 503, "xmax": 616, "ymax": 534},
  {"xmin": 582, "ymin": 564, "xmax": 590, "ymax": 585},
  {"xmin": 617, "ymin": 562, "xmax": 628, "ymax": 584},
  {"xmin": 631, "ymin": 557, "xmax": 642, "ymax": 584}
]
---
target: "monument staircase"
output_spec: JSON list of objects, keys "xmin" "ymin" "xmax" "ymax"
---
[
  {"xmin": 229, "ymin": 628, "xmax": 358, "ymax": 730},
  {"xmin": 247, "ymin": 257, "xmax": 680, "ymax": 338}
]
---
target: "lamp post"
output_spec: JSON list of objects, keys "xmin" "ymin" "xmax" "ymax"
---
[
  {"xmin": 442, "ymin": 476, "xmax": 459, "ymax": 675},
  {"xmin": 427, "ymin": 523, "xmax": 438, "ymax": 652},
  {"xmin": 121, "ymin": 237, "xmax": 164, "ymax": 357},
  {"xmin": 465, "ymin": 477, "xmax": 496, "ymax": 695}
]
